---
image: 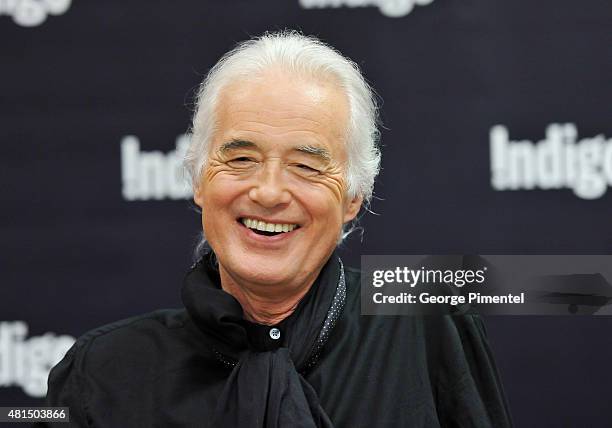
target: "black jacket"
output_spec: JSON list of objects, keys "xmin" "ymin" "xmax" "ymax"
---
[{"xmin": 39, "ymin": 252, "xmax": 512, "ymax": 427}]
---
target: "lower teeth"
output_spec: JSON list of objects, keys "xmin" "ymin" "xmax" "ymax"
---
[{"xmin": 253, "ymin": 229, "xmax": 281, "ymax": 236}]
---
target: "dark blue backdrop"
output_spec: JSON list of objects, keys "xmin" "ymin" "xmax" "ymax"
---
[{"xmin": 2, "ymin": 1, "xmax": 611, "ymax": 426}]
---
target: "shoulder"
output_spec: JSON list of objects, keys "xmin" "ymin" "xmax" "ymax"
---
[
  {"xmin": 340, "ymin": 264, "xmax": 490, "ymax": 359},
  {"xmin": 55, "ymin": 309, "xmax": 195, "ymax": 378},
  {"xmin": 73, "ymin": 309, "xmax": 186, "ymax": 351},
  {"xmin": 341, "ymin": 263, "xmax": 484, "ymax": 325},
  {"xmin": 342, "ymin": 263, "xmax": 486, "ymax": 331},
  {"xmin": 44, "ymin": 309, "xmax": 197, "ymax": 411}
]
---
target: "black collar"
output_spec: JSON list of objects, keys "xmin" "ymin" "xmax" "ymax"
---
[{"xmin": 181, "ymin": 249, "xmax": 346, "ymax": 372}]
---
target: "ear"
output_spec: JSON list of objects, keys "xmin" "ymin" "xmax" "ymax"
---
[
  {"xmin": 193, "ymin": 182, "xmax": 205, "ymax": 209},
  {"xmin": 343, "ymin": 195, "xmax": 363, "ymax": 223}
]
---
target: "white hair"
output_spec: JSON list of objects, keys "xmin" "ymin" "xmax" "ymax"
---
[{"xmin": 183, "ymin": 30, "xmax": 381, "ymax": 257}]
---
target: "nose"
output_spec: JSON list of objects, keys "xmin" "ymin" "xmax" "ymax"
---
[{"xmin": 248, "ymin": 161, "xmax": 291, "ymax": 208}]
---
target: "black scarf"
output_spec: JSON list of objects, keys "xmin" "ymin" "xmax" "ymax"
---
[{"xmin": 181, "ymin": 250, "xmax": 346, "ymax": 428}]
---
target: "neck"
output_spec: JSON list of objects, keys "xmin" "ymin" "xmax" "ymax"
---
[{"xmin": 218, "ymin": 265, "xmax": 320, "ymax": 326}]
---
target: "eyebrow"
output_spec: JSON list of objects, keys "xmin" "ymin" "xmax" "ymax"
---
[
  {"xmin": 295, "ymin": 145, "xmax": 332, "ymax": 162},
  {"xmin": 218, "ymin": 139, "xmax": 332, "ymax": 162},
  {"xmin": 218, "ymin": 139, "xmax": 256, "ymax": 154}
]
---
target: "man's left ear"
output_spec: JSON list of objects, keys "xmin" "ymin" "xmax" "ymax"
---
[{"xmin": 343, "ymin": 195, "xmax": 363, "ymax": 223}]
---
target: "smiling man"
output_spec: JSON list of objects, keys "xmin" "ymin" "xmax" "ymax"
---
[
  {"xmin": 192, "ymin": 64, "xmax": 361, "ymax": 326},
  {"xmin": 41, "ymin": 31, "xmax": 512, "ymax": 427}
]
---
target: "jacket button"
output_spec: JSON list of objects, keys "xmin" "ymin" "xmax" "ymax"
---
[{"xmin": 269, "ymin": 328, "xmax": 281, "ymax": 340}]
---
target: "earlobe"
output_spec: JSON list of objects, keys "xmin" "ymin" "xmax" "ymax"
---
[
  {"xmin": 193, "ymin": 184, "xmax": 204, "ymax": 209},
  {"xmin": 343, "ymin": 195, "xmax": 363, "ymax": 223}
]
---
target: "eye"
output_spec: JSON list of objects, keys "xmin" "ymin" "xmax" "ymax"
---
[
  {"xmin": 292, "ymin": 163, "xmax": 320, "ymax": 175},
  {"xmin": 299, "ymin": 164, "xmax": 318, "ymax": 171},
  {"xmin": 227, "ymin": 157, "xmax": 257, "ymax": 168}
]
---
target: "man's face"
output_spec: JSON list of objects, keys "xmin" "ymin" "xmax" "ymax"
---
[{"xmin": 194, "ymin": 68, "xmax": 362, "ymax": 289}]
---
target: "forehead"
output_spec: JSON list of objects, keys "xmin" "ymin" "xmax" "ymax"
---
[{"xmin": 213, "ymin": 69, "xmax": 350, "ymax": 156}]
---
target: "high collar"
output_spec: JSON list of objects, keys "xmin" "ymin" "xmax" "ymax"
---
[{"xmin": 181, "ymin": 249, "xmax": 343, "ymax": 370}]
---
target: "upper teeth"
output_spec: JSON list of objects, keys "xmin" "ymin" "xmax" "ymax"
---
[{"xmin": 241, "ymin": 218, "xmax": 298, "ymax": 233}]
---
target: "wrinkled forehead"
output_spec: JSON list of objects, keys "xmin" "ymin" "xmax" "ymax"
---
[{"xmin": 212, "ymin": 68, "xmax": 350, "ymax": 159}]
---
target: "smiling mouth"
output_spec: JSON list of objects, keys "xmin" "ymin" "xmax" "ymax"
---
[{"xmin": 239, "ymin": 217, "xmax": 300, "ymax": 237}]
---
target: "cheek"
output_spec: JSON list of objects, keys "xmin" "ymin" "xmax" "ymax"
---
[
  {"xmin": 201, "ymin": 175, "xmax": 246, "ymax": 219},
  {"xmin": 298, "ymin": 186, "xmax": 346, "ymax": 229}
]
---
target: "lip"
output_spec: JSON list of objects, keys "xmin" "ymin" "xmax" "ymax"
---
[{"xmin": 236, "ymin": 218, "xmax": 300, "ymax": 245}]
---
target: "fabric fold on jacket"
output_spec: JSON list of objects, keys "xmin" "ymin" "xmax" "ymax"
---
[{"xmin": 181, "ymin": 250, "xmax": 343, "ymax": 428}]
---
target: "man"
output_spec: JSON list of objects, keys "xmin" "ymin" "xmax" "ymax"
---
[{"xmin": 41, "ymin": 31, "xmax": 512, "ymax": 427}]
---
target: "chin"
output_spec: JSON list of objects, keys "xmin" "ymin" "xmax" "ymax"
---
[{"xmin": 232, "ymin": 260, "xmax": 292, "ymax": 286}]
